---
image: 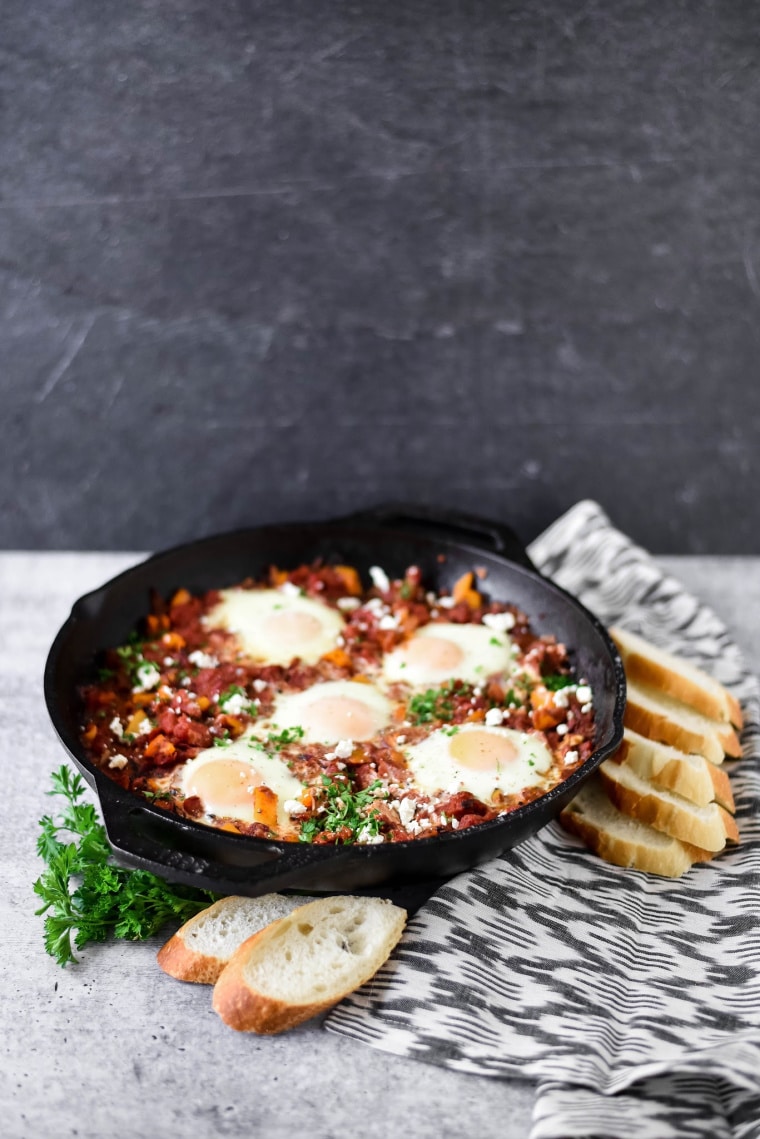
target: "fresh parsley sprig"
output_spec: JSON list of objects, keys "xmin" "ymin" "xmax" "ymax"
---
[{"xmin": 34, "ymin": 766, "xmax": 217, "ymax": 966}]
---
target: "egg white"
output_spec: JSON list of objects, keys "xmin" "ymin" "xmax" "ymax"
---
[
  {"xmin": 404, "ymin": 723, "xmax": 552, "ymax": 801},
  {"xmin": 204, "ymin": 587, "xmax": 344, "ymax": 666},
  {"xmin": 179, "ymin": 730, "xmax": 304, "ymax": 826},
  {"xmin": 382, "ymin": 622, "xmax": 513, "ymax": 687},
  {"xmin": 261, "ymin": 679, "xmax": 393, "ymax": 744}
]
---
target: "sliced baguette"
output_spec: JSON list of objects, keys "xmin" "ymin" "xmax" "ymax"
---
[
  {"xmin": 624, "ymin": 677, "xmax": 743, "ymax": 765},
  {"xmin": 599, "ymin": 760, "xmax": 740, "ymax": 852},
  {"xmin": 560, "ymin": 777, "xmax": 713, "ymax": 878},
  {"xmin": 610, "ymin": 626, "xmax": 743, "ymax": 729},
  {"xmin": 212, "ymin": 895, "xmax": 407, "ymax": 1034},
  {"xmin": 157, "ymin": 894, "xmax": 318, "ymax": 984},
  {"xmin": 613, "ymin": 728, "xmax": 735, "ymax": 813}
]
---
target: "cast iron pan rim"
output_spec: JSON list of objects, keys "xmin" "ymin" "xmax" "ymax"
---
[{"xmin": 43, "ymin": 511, "xmax": 626, "ymax": 864}]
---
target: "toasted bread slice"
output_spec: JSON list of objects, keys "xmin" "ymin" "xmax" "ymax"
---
[
  {"xmin": 212, "ymin": 896, "xmax": 407, "ymax": 1034},
  {"xmin": 560, "ymin": 777, "xmax": 713, "ymax": 878},
  {"xmin": 624, "ymin": 678, "xmax": 743, "ymax": 765},
  {"xmin": 610, "ymin": 626, "xmax": 743, "ymax": 729},
  {"xmin": 157, "ymin": 894, "xmax": 318, "ymax": 984},
  {"xmin": 599, "ymin": 760, "xmax": 739, "ymax": 852},
  {"xmin": 612, "ymin": 728, "xmax": 735, "ymax": 813}
]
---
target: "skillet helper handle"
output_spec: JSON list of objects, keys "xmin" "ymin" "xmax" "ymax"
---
[
  {"xmin": 96, "ymin": 781, "xmax": 327, "ymax": 897},
  {"xmin": 345, "ymin": 502, "xmax": 537, "ymax": 572}
]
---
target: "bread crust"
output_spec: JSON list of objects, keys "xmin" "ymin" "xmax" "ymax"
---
[
  {"xmin": 212, "ymin": 927, "xmax": 340, "ymax": 1034},
  {"xmin": 212, "ymin": 897, "xmax": 407, "ymax": 1034},
  {"xmin": 560, "ymin": 785, "xmax": 713, "ymax": 878},
  {"xmin": 157, "ymin": 937, "xmax": 225, "ymax": 985},
  {"xmin": 614, "ymin": 730, "xmax": 736, "ymax": 813},
  {"xmin": 624, "ymin": 692, "xmax": 742, "ymax": 765},
  {"xmin": 600, "ymin": 762, "xmax": 738, "ymax": 851},
  {"xmin": 610, "ymin": 627, "xmax": 744, "ymax": 730}
]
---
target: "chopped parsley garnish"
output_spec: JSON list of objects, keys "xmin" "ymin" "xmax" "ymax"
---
[
  {"xmin": 141, "ymin": 788, "xmax": 175, "ymax": 802},
  {"xmin": 249, "ymin": 725, "xmax": 305, "ymax": 755},
  {"xmin": 299, "ymin": 777, "xmax": 386, "ymax": 844},
  {"xmin": 489, "ymin": 636, "xmax": 502, "ymax": 646},
  {"xmin": 97, "ymin": 667, "xmax": 115, "ymax": 682},
  {"xmin": 542, "ymin": 674, "xmax": 575, "ymax": 691},
  {"xmin": 213, "ymin": 732, "xmax": 232, "ymax": 747},
  {"xmin": 115, "ymin": 644, "xmax": 147, "ymax": 684},
  {"xmin": 407, "ymin": 681, "xmax": 464, "ymax": 725},
  {"xmin": 34, "ymin": 766, "xmax": 217, "ymax": 966},
  {"xmin": 267, "ymin": 726, "xmax": 304, "ymax": 747}
]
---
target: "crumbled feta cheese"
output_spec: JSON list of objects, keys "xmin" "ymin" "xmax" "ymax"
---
[
  {"xmin": 398, "ymin": 798, "xmax": 416, "ymax": 827},
  {"xmin": 252, "ymin": 679, "xmax": 268, "ymax": 693},
  {"xmin": 378, "ymin": 614, "xmax": 399, "ymax": 631},
  {"xmin": 426, "ymin": 592, "xmax": 437, "ymax": 605},
  {"xmin": 482, "ymin": 611, "xmax": 516, "ymax": 633},
  {"xmin": 473, "ymin": 686, "xmax": 482, "ymax": 697},
  {"xmin": 369, "ymin": 565, "xmax": 391, "ymax": 593},
  {"xmin": 188, "ymin": 650, "xmax": 218, "ymax": 669},
  {"xmin": 109, "ymin": 717, "xmax": 123, "ymax": 738},
  {"xmin": 181, "ymin": 677, "xmax": 192, "ymax": 688},
  {"xmin": 575, "ymin": 685, "xmax": 593, "ymax": 705},
  {"xmin": 437, "ymin": 596, "xmax": 456, "ymax": 609},
  {"xmin": 279, "ymin": 581, "xmax": 302, "ymax": 597},
  {"xmin": 395, "ymin": 735, "xmax": 407, "ymax": 745},
  {"xmin": 365, "ymin": 597, "xmax": 388, "ymax": 616},
  {"xmin": 220, "ymin": 692, "xmax": 250, "ymax": 716},
  {"xmin": 552, "ymin": 685, "xmax": 576, "ymax": 709},
  {"xmin": 556, "ymin": 723, "xmax": 569, "ymax": 736},
  {"xmin": 162, "ymin": 657, "xmax": 175, "ymax": 667},
  {"xmin": 337, "ymin": 596, "xmax": 361, "ymax": 611},
  {"xmin": 283, "ymin": 799, "xmax": 307, "ymax": 816},
  {"xmin": 430, "ymin": 609, "xmax": 440, "ymax": 618},
  {"xmin": 485, "ymin": 707, "xmax": 504, "ymax": 727},
  {"xmin": 357, "ymin": 828, "xmax": 385, "ymax": 845},
  {"xmin": 136, "ymin": 717, "xmax": 152, "ymax": 736},
  {"xmin": 132, "ymin": 662, "xmax": 161, "ymax": 693},
  {"xmin": 335, "ymin": 635, "xmax": 346, "ymax": 647},
  {"xmin": 581, "ymin": 703, "xmax": 593, "ymax": 714},
  {"xmin": 564, "ymin": 749, "xmax": 579, "ymax": 764},
  {"xmin": 451, "ymin": 817, "xmax": 460, "ymax": 829},
  {"xmin": 108, "ymin": 754, "xmax": 128, "ymax": 770},
  {"xmin": 447, "ymin": 780, "xmax": 462, "ymax": 794},
  {"xmin": 325, "ymin": 739, "xmax": 356, "ymax": 761}
]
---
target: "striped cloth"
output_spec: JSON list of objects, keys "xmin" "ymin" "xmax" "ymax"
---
[{"xmin": 325, "ymin": 501, "xmax": 760, "ymax": 1139}]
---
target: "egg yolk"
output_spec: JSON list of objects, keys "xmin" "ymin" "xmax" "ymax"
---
[
  {"xmin": 449, "ymin": 729, "xmax": 519, "ymax": 771},
  {"xmin": 186, "ymin": 759, "xmax": 262, "ymax": 813},
  {"xmin": 300, "ymin": 695, "xmax": 377, "ymax": 741},
  {"xmin": 405, "ymin": 635, "xmax": 465, "ymax": 673},
  {"xmin": 261, "ymin": 610, "xmax": 324, "ymax": 647}
]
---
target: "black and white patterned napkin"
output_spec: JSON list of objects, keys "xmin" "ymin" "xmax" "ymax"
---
[{"xmin": 326, "ymin": 501, "xmax": 760, "ymax": 1139}]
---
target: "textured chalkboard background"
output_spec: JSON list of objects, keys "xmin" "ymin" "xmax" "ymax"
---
[{"xmin": 3, "ymin": 1, "xmax": 759, "ymax": 552}]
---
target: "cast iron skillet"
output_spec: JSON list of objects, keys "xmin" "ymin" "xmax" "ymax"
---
[{"xmin": 44, "ymin": 505, "xmax": 626, "ymax": 904}]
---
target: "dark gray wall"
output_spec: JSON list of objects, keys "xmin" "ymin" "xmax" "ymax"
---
[{"xmin": 3, "ymin": 1, "xmax": 759, "ymax": 553}]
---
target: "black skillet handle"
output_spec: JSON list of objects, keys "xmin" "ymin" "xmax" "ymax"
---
[
  {"xmin": 343, "ymin": 503, "xmax": 538, "ymax": 572},
  {"xmin": 96, "ymin": 780, "xmax": 334, "ymax": 897}
]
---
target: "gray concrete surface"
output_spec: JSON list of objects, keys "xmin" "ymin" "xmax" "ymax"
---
[{"xmin": 2, "ymin": 552, "xmax": 757, "ymax": 1139}]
